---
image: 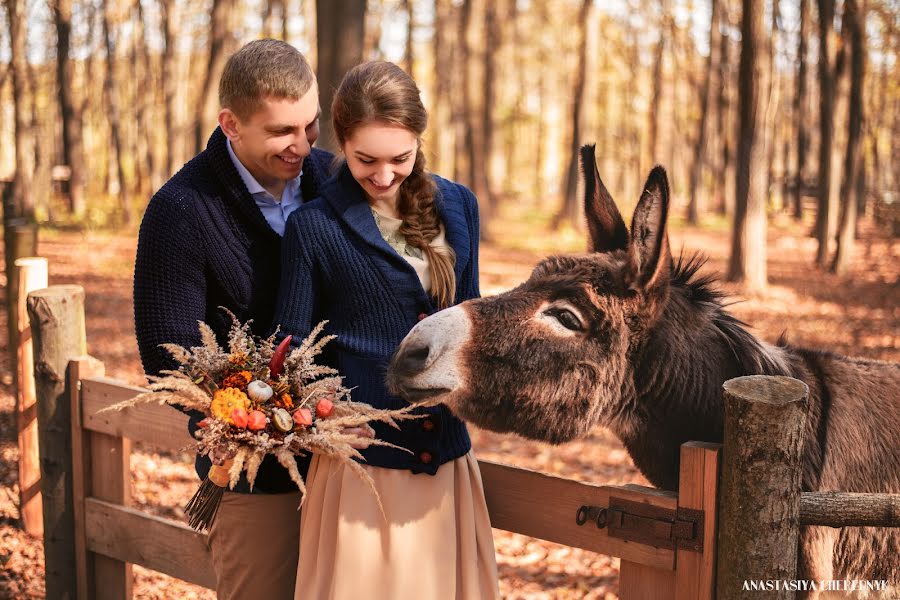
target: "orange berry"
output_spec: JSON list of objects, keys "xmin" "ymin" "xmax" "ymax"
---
[
  {"xmin": 316, "ymin": 398, "xmax": 334, "ymax": 418},
  {"xmin": 293, "ymin": 408, "xmax": 313, "ymax": 427}
]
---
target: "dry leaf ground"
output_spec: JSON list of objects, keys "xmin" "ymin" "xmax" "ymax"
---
[{"xmin": 1, "ymin": 212, "xmax": 896, "ymax": 599}]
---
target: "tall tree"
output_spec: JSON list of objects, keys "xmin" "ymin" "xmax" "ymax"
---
[
  {"xmin": 316, "ymin": 0, "xmax": 365, "ymax": 153},
  {"xmin": 715, "ymin": 0, "xmax": 736, "ymax": 217},
  {"xmin": 688, "ymin": 0, "xmax": 722, "ymax": 224},
  {"xmin": 458, "ymin": 0, "xmax": 492, "ymax": 225},
  {"xmin": 402, "ymin": 0, "xmax": 414, "ymax": 75},
  {"xmin": 194, "ymin": 0, "xmax": 234, "ymax": 153},
  {"xmin": 814, "ymin": 0, "xmax": 850, "ymax": 266},
  {"xmin": 645, "ymin": 0, "xmax": 670, "ymax": 170},
  {"xmin": 793, "ymin": 0, "xmax": 811, "ymax": 220},
  {"xmin": 133, "ymin": 0, "xmax": 162, "ymax": 193},
  {"xmin": 102, "ymin": 0, "xmax": 133, "ymax": 224},
  {"xmin": 832, "ymin": 0, "xmax": 866, "ymax": 274},
  {"xmin": 50, "ymin": 0, "xmax": 87, "ymax": 218},
  {"xmin": 160, "ymin": 0, "xmax": 180, "ymax": 175},
  {"xmin": 5, "ymin": 0, "xmax": 34, "ymax": 220},
  {"xmin": 553, "ymin": 0, "xmax": 592, "ymax": 228},
  {"xmin": 431, "ymin": 0, "xmax": 454, "ymax": 177},
  {"xmin": 727, "ymin": 0, "xmax": 770, "ymax": 291}
]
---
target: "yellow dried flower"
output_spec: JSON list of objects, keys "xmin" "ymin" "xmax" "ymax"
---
[
  {"xmin": 228, "ymin": 352, "xmax": 250, "ymax": 367},
  {"xmin": 211, "ymin": 388, "xmax": 250, "ymax": 423},
  {"xmin": 222, "ymin": 370, "xmax": 252, "ymax": 390}
]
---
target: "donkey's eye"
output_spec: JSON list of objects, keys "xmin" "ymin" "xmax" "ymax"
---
[{"xmin": 547, "ymin": 308, "xmax": 582, "ymax": 331}]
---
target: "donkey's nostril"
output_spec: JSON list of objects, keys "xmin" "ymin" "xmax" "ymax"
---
[{"xmin": 397, "ymin": 342, "xmax": 431, "ymax": 373}]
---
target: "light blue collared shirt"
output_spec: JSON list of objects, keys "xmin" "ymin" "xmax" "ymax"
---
[{"xmin": 226, "ymin": 139, "xmax": 302, "ymax": 236}]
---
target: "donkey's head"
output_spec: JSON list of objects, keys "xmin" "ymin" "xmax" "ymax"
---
[{"xmin": 388, "ymin": 146, "xmax": 678, "ymax": 443}]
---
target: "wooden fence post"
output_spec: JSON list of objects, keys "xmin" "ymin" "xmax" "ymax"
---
[
  {"xmin": 716, "ymin": 375, "xmax": 809, "ymax": 600},
  {"xmin": 5, "ymin": 219, "xmax": 38, "ymax": 357},
  {"xmin": 27, "ymin": 285, "xmax": 87, "ymax": 600},
  {"xmin": 675, "ymin": 441, "xmax": 721, "ymax": 600},
  {"xmin": 15, "ymin": 257, "xmax": 48, "ymax": 536},
  {"xmin": 68, "ymin": 357, "xmax": 133, "ymax": 600}
]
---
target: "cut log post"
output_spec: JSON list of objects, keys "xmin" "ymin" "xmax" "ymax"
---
[
  {"xmin": 27, "ymin": 285, "xmax": 87, "ymax": 600},
  {"xmin": 716, "ymin": 375, "xmax": 809, "ymax": 600},
  {"xmin": 15, "ymin": 257, "xmax": 48, "ymax": 536},
  {"xmin": 800, "ymin": 492, "xmax": 900, "ymax": 528}
]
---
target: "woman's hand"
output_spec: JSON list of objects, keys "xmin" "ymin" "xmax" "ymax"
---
[{"xmin": 341, "ymin": 425, "xmax": 376, "ymax": 450}]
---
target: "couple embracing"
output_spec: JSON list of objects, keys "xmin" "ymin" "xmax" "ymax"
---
[{"xmin": 133, "ymin": 39, "xmax": 500, "ymax": 599}]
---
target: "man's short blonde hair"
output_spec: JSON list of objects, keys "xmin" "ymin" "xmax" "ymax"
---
[{"xmin": 219, "ymin": 39, "xmax": 315, "ymax": 120}]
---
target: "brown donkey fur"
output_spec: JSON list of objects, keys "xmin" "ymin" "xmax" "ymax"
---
[{"xmin": 388, "ymin": 146, "xmax": 899, "ymax": 593}]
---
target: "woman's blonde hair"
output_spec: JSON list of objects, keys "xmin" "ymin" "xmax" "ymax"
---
[{"xmin": 332, "ymin": 61, "xmax": 456, "ymax": 308}]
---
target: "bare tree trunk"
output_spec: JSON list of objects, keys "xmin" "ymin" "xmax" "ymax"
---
[
  {"xmin": 645, "ymin": 0, "xmax": 669, "ymax": 170},
  {"xmin": 716, "ymin": 0, "xmax": 735, "ymax": 217},
  {"xmin": 363, "ymin": 1, "xmax": 383, "ymax": 60},
  {"xmin": 793, "ymin": 0, "xmax": 810, "ymax": 220},
  {"xmin": 194, "ymin": 0, "xmax": 233, "ymax": 153},
  {"xmin": 161, "ymin": 0, "xmax": 180, "ymax": 175},
  {"xmin": 688, "ymin": 0, "xmax": 722, "ymax": 224},
  {"xmin": 727, "ymin": 0, "xmax": 770, "ymax": 291},
  {"xmin": 6, "ymin": 0, "xmax": 34, "ymax": 220},
  {"xmin": 28, "ymin": 61, "xmax": 51, "ymax": 219},
  {"xmin": 431, "ymin": 0, "xmax": 453, "ymax": 177},
  {"xmin": 135, "ymin": 0, "xmax": 163, "ymax": 191},
  {"xmin": 832, "ymin": 0, "xmax": 866, "ymax": 275},
  {"xmin": 458, "ymin": 0, "xmax": 492, "ymax": 232},
  {"xmin": 814, "ymin": 0, "xmax": 848, "ymax": 266},
  {"xmin": 403, "ymin": 0, "xmax": 414, "ymax": 74},
  {"xmin": 316, "ymin": 0, "xmax": 366, "ymax": 153},
  {"xmin": 553, "ymin": 0, "xmax": 592, "ymax": 229},
  {"xmin": 50, "ymin": 0, "xmax": 87, "ymax": 218},
  {"xmin": 479, "ymin": 0, "xmax": 500, "ymax": 225},
  {"xmin": 102, "ymin": 0, "xmax": 133, "ymax": 225}
]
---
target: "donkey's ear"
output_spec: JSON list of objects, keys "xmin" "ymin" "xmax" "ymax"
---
[
  {"xmin": 581, "ymin": 145, "xmax": 629, "ymax": 253},
  {"xmin": 629, "ymin": 166, "xmax": 671, "ymax": 289}
]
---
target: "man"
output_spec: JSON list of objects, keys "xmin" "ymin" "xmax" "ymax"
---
[{"xmin": 134, "ymin": 39, "xmax": 331, "ymax": 598}]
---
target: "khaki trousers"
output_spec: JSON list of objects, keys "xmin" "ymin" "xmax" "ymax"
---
[{"xmin": 207, "ymin": 490, "xmax": 303, "ymax": 600}]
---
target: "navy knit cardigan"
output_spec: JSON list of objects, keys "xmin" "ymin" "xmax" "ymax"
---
[
  {"xmin": 273, "ymin": 164, "xmax": 481, "ymax": 475},
  {"xmin": 134, "ymin": 127, "xmax": 334, "ymax": 493}
]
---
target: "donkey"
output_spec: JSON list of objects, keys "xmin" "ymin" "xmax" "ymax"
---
[{"xmin": 387, "ymin": 146, "xmax": 899, "ymax": 594}]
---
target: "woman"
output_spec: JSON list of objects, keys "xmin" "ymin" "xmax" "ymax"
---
[{"xmin": 273, "ymin": 61, "xmax": 499, "ymax": 599}]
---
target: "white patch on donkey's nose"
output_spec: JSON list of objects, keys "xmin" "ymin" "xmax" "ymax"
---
[{"xmin": 395, "ymin": 305, "xmax": 472, "ymax": 402}]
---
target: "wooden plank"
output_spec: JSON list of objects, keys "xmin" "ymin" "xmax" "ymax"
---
[
  {"xmin": 85, "ymin": 498, "xmax": 215, "ymax": 590},
  {"xmin": 90, "ymin": 430, "xmax": 133, "ymax": 600},
  {"xmin": 675, "ymin": 442, "xmax": 721, "ymax": 600},
  {"xmin": 620, "ymin": 560, "xmax": 675, "ymax": 600},
  {"xmin": 479, "ymin": 461, "xmax": 676, "ymax": 570},
  {"xmin": 82, "ymin": 376, "xmax": 676, "ymax": 569},
  {"xmin": 81, "ymin": 378, "xmax": 194, "ymax": 452},
  {"xmin": 68, "ymin": 357, "xmax": 105, "ymax": 600},
  {"xmin": 15, "ymin": 256, "xmax": 47, "ymax": 536}
]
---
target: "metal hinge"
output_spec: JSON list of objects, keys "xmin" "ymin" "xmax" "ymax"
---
[{"xmin": 576, "ymin": 498, "xmax": 704, "ymax": 553}]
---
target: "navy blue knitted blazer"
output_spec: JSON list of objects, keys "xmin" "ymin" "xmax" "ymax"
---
[
  {"xmin": 273, "ymin": 163, "xmax": 480, "ymax": 475},
  {"xmin": 134, "ymin": 127, "xmax": 334, "ymax": 493}
]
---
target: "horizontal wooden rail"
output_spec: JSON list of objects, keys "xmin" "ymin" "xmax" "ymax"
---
[
  {"xmin": 85, "ymin": 498, "xmax": 215, "ymax": 589},
  {"xmin": 800, "ymin": 492, "xmax": 900, "ymax": 528},
  {"xmin": 80, "ymin": 376, "xmax": 677, "ymax": 570}
]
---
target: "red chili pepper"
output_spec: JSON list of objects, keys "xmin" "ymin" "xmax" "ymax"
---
[{"xmin": 269, "ymin": 335, "xmax": 293, "ymax": 378}]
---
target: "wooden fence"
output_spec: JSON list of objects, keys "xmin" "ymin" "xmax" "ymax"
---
[{"xmin": 18, "ymin": 284, "xmax": 900, "ymax": 599}]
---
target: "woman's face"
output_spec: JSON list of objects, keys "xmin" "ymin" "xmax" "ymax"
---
[{"xmin": 342, "ymin": 122, "xmax": 418, "ymax": 207}]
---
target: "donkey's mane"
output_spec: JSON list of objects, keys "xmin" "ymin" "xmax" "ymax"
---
[{"xmin": 670, "ymin": 252, "xmax": 789, "ymax": 376}]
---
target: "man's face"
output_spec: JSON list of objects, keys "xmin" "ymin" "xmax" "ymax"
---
[{"xmin": 220, "ymin": 84, "xmax": 320, "ymax": 191}]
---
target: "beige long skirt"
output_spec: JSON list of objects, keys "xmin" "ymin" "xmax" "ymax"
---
[{"xmin": 294, "ymin": 451, "xmax": 500, "ymax": 600}]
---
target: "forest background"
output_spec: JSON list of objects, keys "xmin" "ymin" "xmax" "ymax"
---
[{"xmin": 0, "ymin": 0, "xmax": 897, "ymax": 597}]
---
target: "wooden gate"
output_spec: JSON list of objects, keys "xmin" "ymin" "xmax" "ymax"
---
[{"xmin": 68, "ymin": 356, "xmax": 719, "ymax": 599}]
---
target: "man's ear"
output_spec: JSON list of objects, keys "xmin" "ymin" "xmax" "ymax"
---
[{"xmin": 218, "ymin": 108, "xmax": 240, "ymax": 140}]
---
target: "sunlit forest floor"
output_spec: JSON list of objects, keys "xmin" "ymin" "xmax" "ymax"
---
[{"xmin": 1, "ymin": 209, "xmax": 897, "ymax": 599}]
